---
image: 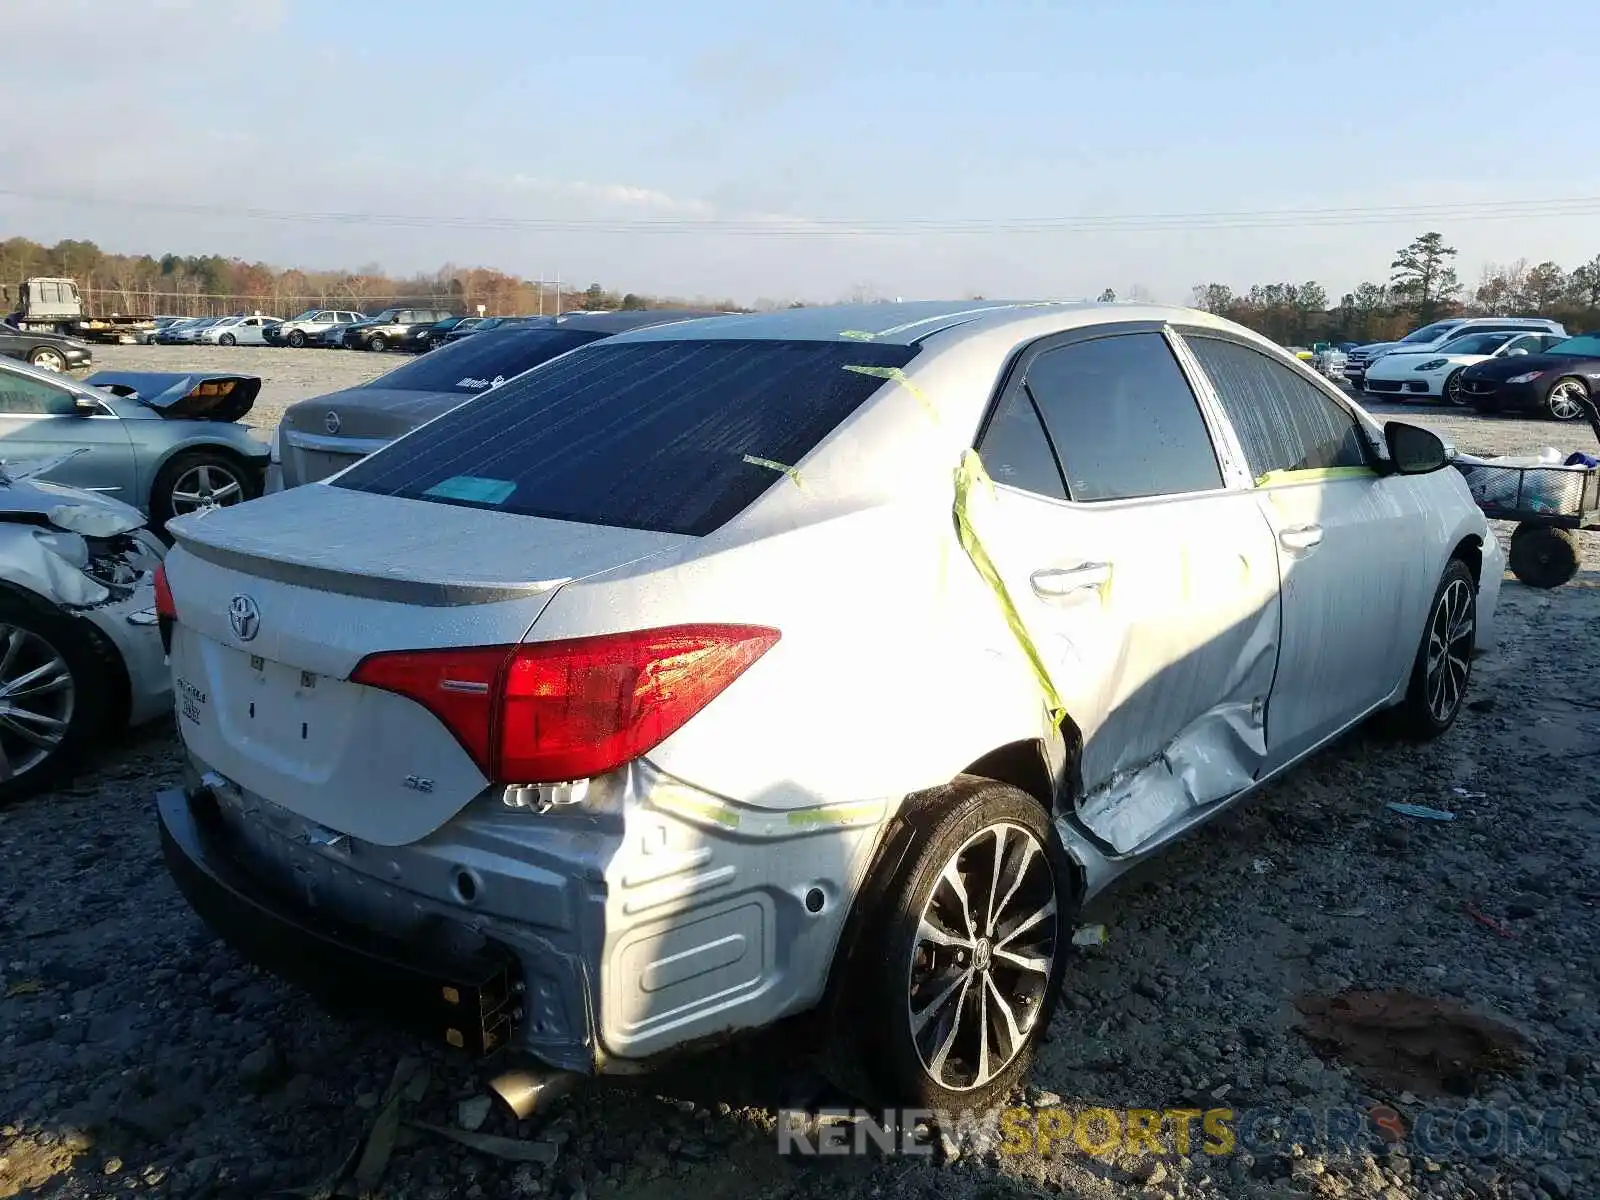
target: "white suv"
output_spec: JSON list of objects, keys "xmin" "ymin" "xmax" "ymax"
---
[
  {"xmin": 1343, "ymin": 317, "xmax": 1566, "ymax": 390},
  {"xmin": 270, "ymin": 309, "xmax": 366, "ymax": 349}
]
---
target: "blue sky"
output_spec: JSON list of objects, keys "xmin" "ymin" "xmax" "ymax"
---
[{"xmin": 2, "ymin": 0, "xmax": 1598, "ymax": 304}]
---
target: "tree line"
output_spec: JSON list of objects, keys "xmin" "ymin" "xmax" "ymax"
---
[
  {"xmin": 1189, "ymin": 232, "xmax": 1600, "ymax": 347},
  {"xmin": 0, "ymin": 236, "xmax": 746, "ymax": 319},
  {"xmin": 4, "ymin": 229, "xmax": 1598, "ymax": 342}
]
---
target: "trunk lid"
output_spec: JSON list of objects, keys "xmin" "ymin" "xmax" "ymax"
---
[
  {"xmin": 164, "ymin": 486, "xmax": 692, "ymax": 845},
  {"xmin": 278, "ymin": 387, "xmax": 467, "ymax": 486},
  {"xmin": 84, "ymin": 371, "xmax": 260, "ymax": 422}
]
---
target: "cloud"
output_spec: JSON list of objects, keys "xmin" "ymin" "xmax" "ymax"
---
[{"xmin": 507, "ymin": 176, "xmax": 716, "ymax": 217}]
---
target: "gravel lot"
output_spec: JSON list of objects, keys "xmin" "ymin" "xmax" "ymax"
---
[{"xmin": 2, "ymin": 343, "xmax": 1598, "ymax": 1200}]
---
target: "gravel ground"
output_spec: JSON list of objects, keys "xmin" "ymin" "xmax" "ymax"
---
[{"xmin": 2, "ymin": 344, "xmax": 1598, "ymax": 1200}]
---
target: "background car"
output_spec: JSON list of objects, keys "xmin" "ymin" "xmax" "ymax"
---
[
  {"xmin": 139, "ymin": 316, "xmax": 186, "ymax": 345},
  {"xmin": 0, "ymin": 458, "xmax": 168, "ymax": 801},
  {"xmin": 341, "ymin": 307, "xmax": 457, "ymax": 352},
  {"xmin": 1362, "ymin": 330, "xmax": 1567, "ymax": 406},
  {"xmin": 157, "ymin": 317, "xmax": 223, "ymax": 345},
  {"xmin": 154, "ymin": 300, "xmax": 1500, "ymax": 1114},
  {"xmin": 196, "ymin": 315, "xmax": 283, "ymax": 346},
  {"xmin": 1460, "ymin": 332, "xmax": 1600, "ymax": 420},
  {"xmin": 270, "ymin": 310, "xmax": 712, "ymax": 488},
  {"xmin": 1343, "ymin": 316, "xmax": 1566, "ymax": 391},
  {"xmin": 265, "ymin": 309, "xmax": 367, "ymax": 348},
  {"xmin": 0, "ymin": 323, "xmax": 93, "ymax": 372},
  {"xmin": 402, "ymin": 315, "xmax": 480, "ymax": 352},
  {"xmin": 0, "ymin": 359, "xmax": 269, "ymax": 532},
  {"xmin": 442, "ymin": 315, "xmax": 536, "ymax": 345}
]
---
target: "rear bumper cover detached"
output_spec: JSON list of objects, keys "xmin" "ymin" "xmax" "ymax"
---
[{"xmin": 157, "ymin": 785, "xmax": 523, "ymax": 1057}]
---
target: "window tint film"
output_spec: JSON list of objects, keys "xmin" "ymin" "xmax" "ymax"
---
[
  {"xmin": 369, "ymin": 327, "xmax": 603, "ymax": 395},
  {"xmin": 977, "ymin": 388, "xmax": 1067, "ymax": 500},
  {"xmin": 335, "ymin": 339, "xmax": 919, "ymax": 536},
  {"xmin": 1186, "ymin": 335, "xmax": 1368, "ymax": 479},
  {"xmin": 1024, "ymin": 332, "xmax": 1222, "ymax": 502}
]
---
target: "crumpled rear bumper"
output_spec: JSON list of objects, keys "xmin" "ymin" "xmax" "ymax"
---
[
  {"xmin": 1475, "ymin": 523, "xmax": 1506, "ymax": 654},
  {"xmin": 157, "ymin": 784, "xmax": 525, "ymax": 1057}
]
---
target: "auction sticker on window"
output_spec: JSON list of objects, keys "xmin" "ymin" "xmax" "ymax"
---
[
  {"xmin": 423, "ymin": 475, "xmax": 517, "ymax": 505},
  {"xmin": 176, "ymin": 676, "xmax": 207, "ymax": 725}
]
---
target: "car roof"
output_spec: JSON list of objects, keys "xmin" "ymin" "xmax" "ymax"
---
[
  {"xmin": 545, "ymin": 309, "xmax": 723, "ymax": 334},
  {"xmin": 599, "ymin": 300, "xmax": 1246, "ymax": 347}
]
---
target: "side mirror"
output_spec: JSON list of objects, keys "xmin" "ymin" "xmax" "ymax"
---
[
  {"xmin": 1385, "ymin": 421, "xmax": 1448, "ymax": 475},
  {"xmin": 73, "ymin": 395, "xmax": 99, "ymax": 415},
  {"xmin": 391, "ymin": 315, "xmax": 402, "ymax": 324},
  {"xmin": 1507, "ymin": 347, "xmax": 1528, "ymax": 356}
]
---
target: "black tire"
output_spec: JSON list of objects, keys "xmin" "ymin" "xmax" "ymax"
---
[
  {"xmin": 287, "ymin": 329, "xmax": 307, "ymax": 349},
  {"xmin": 1443, "ymin": 369, "xmax": 1467, "ymax": 407},
  {"xmin": 368, "ymin": 334, "xmax": 388, "ymax": 352},
  {"xmin": 1391, "ymin": 558, "xmax": 1478, "ymax": 740},
  {"xmin": 0, "ymin": 593, "xmax": 112, "ymax": 804},
  {"xmin": 149, "ymin": 449, "xmax": 261, "ymax": 534},
  {"xmin": 1509, "ymin": 524, "xmax": 1579, "ymax": 590},
  {"xmin": 27, "ymin": 347, "xmax": 66, "ymax": 372},
  {"xmin": 218, "ymin": 333, "xmax": 236, "ymax": 346},
  {"xmin": 827, "ymin": 776, "xmax": 1075, "ymax": 1110},
  {"xmin": 1545, "ymin": 376, "xmax": 1589, "ymax": 422}
]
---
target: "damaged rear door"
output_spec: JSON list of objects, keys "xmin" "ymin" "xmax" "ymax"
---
[{"xmin": 975, "ymin": 326, "xmax": 1282, "ymax": 856}]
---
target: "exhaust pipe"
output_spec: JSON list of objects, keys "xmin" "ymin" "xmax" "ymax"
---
[{"xmin": 487, "ymin": 1067, "xmax": 578, "ymax": 1120}]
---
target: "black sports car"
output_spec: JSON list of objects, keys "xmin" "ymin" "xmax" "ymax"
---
[{"xmin": 1460, "ymin": 333, "xmax": 1600, "ymax": 421}]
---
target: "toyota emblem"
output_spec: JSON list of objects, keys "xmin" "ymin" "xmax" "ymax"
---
[
  {"xmin": 228, "ymin": 594, "xmax": 261, "ymax": 642},
  {"xmin": 324, "ymin": 410, "xmax": 342, "ymax": 434}
]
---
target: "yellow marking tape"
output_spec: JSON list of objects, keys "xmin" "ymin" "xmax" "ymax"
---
[
  {"xmin": 742, "ymin": 454, "xmax": 803, "ymax": 487},
  {"xmin": 652, "ymin": 788, "xmax": 741, "ymax": 829},
  {"xmin": 954, "ymin": 449, "xmax": 1068, "ymax": 730},
  {"xmin": 786, "ymin": 801, "xmax": 882, "ymax": 829},
  {"xmin": 1254, "ymin": 465, "xmax": 1376, "ymax": 488},
  {"xmin": 842, "ymin": 364, "xmax": 940, "ymax": 423}
]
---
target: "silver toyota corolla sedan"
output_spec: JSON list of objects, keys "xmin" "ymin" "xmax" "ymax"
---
[{"xmin": 153, "ymin": 301, "xmax": 1502, "ymax": 1112}]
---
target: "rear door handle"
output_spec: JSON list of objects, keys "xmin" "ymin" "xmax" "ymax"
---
[
  {"xmin": 1278, "ymin": 524, "xmax": 1324, "ymax": 551},
  {"xmin": 1030, "ymin": 563, "xmax": 1111, "ymax": 598}
]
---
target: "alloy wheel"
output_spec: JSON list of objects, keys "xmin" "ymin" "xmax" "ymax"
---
[
  {"xmin": 0, "ymin": 624, "xmax": 75, "ymax": 782},
  {"xmin": 1445, "ymin": 371, "xmax": 1466, "ymax": 407},
  {"xmin": 1424, "ymin": 577, "xmax": 1474, "ymax": 723},
  {"xmin": 1548, "ymin": 379, "xmax": 1587, "ymax": 421},
  {"xmin": 907, "ymin": 822, "xmax": 1058, "ymax": 1092},
  {"xmin": 171, "ymin": 463, "xmax": 246, "ymax": 516},
  {"xmin": 29, "ymin": 349, "xmax": 65, "ymax": 372}
]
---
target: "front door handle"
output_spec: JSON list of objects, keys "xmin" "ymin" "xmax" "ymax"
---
[
  {"xmin": 1030, "ymin": 563, "xmax": 1111, "ymax": 598},
  {"xmin": 1279, "ymin": 524, "xmax": 1324, "ymax": 551}
]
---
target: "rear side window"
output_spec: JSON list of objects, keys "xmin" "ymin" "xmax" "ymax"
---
[
  {"xmin": 976, "ymin": 389, "xmax": 1067, "ymax": 500},
  {"xmin": 1023, "ymin": 332, "xmax": 1223, "ymax": 502},
  {"xmin": 368, "ymin": 328, "xmax": 603, "ymax": 395},
  {"xmin": 1185, "ymin": 335, "xmax": 1367, "ymax": 479},
  {"xmin": 335, "ymin": 338, "xmax": 920, "ymax": 536}
]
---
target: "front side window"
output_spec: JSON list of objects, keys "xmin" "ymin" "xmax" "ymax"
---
[
  {"xmin": 1023, "ymin": 332, "xmax": 1223, "ymax": 502},
  {"xmin": 1546, "ymin": 334, "xmax": 1600, "ymax": 357},
  {"xmin": 335, "ymin": 338, "xmax": 920, "ymax": 536},
  {"xmin": 1185, "ymin": 335, "xmax": 1368, "ymax": 480},
  {"xmin": 0, "ymin": 369, "xmax": 77, "ymax": 416}
]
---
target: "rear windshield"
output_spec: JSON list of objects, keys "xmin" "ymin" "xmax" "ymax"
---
[
  {"xmin": 366, "ymin": 327, "xmax": 603, "ymax": 396},
  {"xmin": 334, "ymin": 338, "xmax": 919, "ymax": 536}
]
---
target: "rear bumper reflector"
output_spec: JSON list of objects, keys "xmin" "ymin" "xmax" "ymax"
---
[{"xmin": 156, "ymin": 785, "xmax": 521, "ymax": 1056}]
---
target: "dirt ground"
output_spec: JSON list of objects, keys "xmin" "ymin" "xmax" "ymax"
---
[{"xmin": 1, "ymin": 342, "xmax": 1597, "ymax": 1200}]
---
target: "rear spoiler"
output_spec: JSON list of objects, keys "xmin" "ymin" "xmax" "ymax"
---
[{"xmin": 85, "ymin": 372, "xmax": 261, "ymax": 423}]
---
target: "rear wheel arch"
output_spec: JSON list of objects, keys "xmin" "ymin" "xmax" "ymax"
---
[{"xmin": 148, "ymin": 443, "xmax": 264, "ymax": 529}]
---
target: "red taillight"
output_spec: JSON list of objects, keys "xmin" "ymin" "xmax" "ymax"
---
[
  {"xmin": 351, "ymin": 624, "xmax": 780, "ymax": 784},
  {"xmin": 153, "ymin": 563, "xmax": 176, "ymax": 620}
]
